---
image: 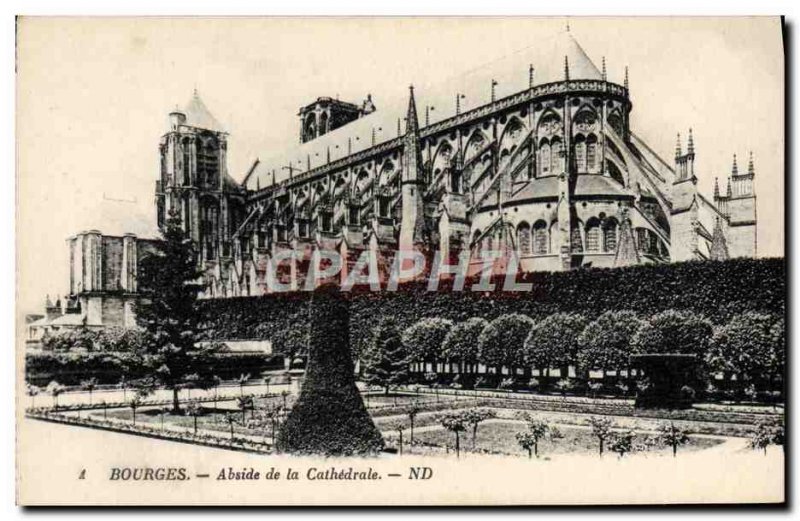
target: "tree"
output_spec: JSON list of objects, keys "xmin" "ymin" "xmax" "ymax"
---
[
  {"xmin": 657, "ymin": 422, "xmax": 689, "ymax": 457},
  {"xmin": 363, "ymin": 317, "xmax": 409, "ymax": 395},
  {"xmin": 609, "ymin": 430, "xmax": 635, "ymax": 458},
  {"xmin": 462, "ymin": 408, "xmax": 496, "ymax": 449},
  {"xmin": 516, "ymin": 415, "xmax": 550, "ymax": 458},
  {"xmin": 577, "ymin": 311, "xmax": 641, "ymax": 377},
  {"xmin": 588, "ymin": 416, "xmax": 613, "ymax": 456},
  {"xmin": 237, "ymin": 395, "xmax": 254, "ymax": 423},
  {"xmin": 185, "ymin": 400, "xmax": 201, "ymax": 435},
  {"xmin": 402, "ymin": 317, "xmax": 454, "ymax": 371},
  {"xmin": 275, "ymin": 286, "xmax": 383, "ymax": 455},
  {"xmin": 631, "ymin": 310, "xmax": 713, "ymax": 358},
  {"xmin": 133, "ymin": 209, "xmax": 220, "ymax": 413},
  {"xmin": 80, "ymin": 378, "xmax": 98, "ymax": 405},
  {"xmin": 439, "ymin": 412, "xmax": 466, "ymax": 458},
  {"xmin": 26, "ymin": 383, "xmax": 40, "ymax": 409},
  {"xmin": 46, "ymin": 381, "xmax": 65, "ymax": 410},
  {"xmin": 210, "ymin": 375, "xmax": 222, "ymax": 410},
  {"xmin": 237, "ymin": 373, "xmax": 251, "ymax": 397},
  {"xmin": 407, "ymin": 401, "xmax": 422, "ymax": 443},
  {"xmin": 706, "ymin": 312, "xmax": 780, "ymax": 391},
  {"xmin": 478, "ymin": 314, "xmax": 534, "ymax": 375},
  {"xmin": 225, "ymin": 412, "xmax": 238, "ymax": 439},
  {"xmin": 390, "ymin": 421, "xmax": 406, "ymax": 455},
  {"xmin": 442, "ymin": 317, "xmax": 488, "ymax": 376},
  {"xmin": 516, "ymin": 431, "xmax": 538, "ymax": 459},
  {"xmin": 129, "ymin": 395, "xmax": 142, "ymax": 426},
  {"xmin": 525, "ymin": 312, "xmax": 587, "ymax": 382},
  {"xmin": 750, "ymin": 418, "xmax": 783, "ymax": 455}
]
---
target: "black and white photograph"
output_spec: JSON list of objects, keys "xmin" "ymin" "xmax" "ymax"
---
[{"xmin": 14, "ymin": 15, "xmax": 786, "ymax": 506}]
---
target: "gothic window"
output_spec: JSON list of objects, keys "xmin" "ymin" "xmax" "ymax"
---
[
  {"xmin": 603, "ymin": 219, "xmax": 618, "ymax": 252},
  {"xmin": 551, "ymin": 138, "xmax": 563, "ymax": 173},
  {"xmin": 585, "ymin": 219, "xmax": 601, "ymax": 252},
  {"xmin": 472, "ymin": 230, "xmax": 482, "ymax": 256},
  {"xmin": 607, "ymin": 161, "xmax": 625, "ymax": 186},
  {"xmin": 571, "ymin": 223, "xmax": 583, "ymax": 252},
  {"xmin": 451, "ymin": 170, "xmax": 462, "ymax": 194},
  {"xmin": 298, "ymin": 221, "xmax": 309, "ymax": 238},
  {"xmin": 533, "ymin": 220, "xmax": 548, "ymax": 255},
  {"xmin": 182, "ymin": 141, "xmax": 191, "ymax": 185},
  {"xmin": 573, "ymin": 110, "xmax": 597, "ymax": 132},
  {"xmin": 608, "ymin": 112, "xmax": 624, "ymax": 136},
  {"xmin": 636, "ymin": 228, "xmax": 648, "ymax": 252},
  {"xmin": 517, "ymin": 222, "xmax": 531, "ymax": 255},
  {"xmin": 321, "ymin": 213, "xmax": 332, "ymax": 233},
  {"xmin": 349, "ymin": 205, "xmax": 360, "ymax": 225},
  {"xmin": 539, "ymin": 140, "xmax": 551, "ymax": 176},
  {"xmin": 574, "ymin": 135, "xmax": 587, "ymax": 172},
  {"xmin": 586, "ymin": 134, "xmax": 598, "ymax": 172},
  {"xmin": 201, "ymin": 202, "xmax": 219, "ymax": 259}
]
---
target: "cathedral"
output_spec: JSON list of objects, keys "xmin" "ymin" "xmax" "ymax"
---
[{"xmin": 41, "ymin": 29, "xmax": 758, "ymax": 328}]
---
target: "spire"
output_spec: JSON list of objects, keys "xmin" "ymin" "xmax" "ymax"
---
[
  {"xmin": 687, "ymin": 128, "xmax": 694, "ymax": 155},
  {"xmin": 529, "ymin": 64, "xmax": 535, "ymax": 88},
  {"xmin": 406, "ymin": 85, "xmax": 419, "ymax": 134},
  {"xmin": 326, "ymin": 146, "xmax": 331, "ymax": 164},
  {"xmin": 714, "ymin": 177, "xmax": 720, "ymax": 198},
  {"xmin": 726, "ymin": 177, "xmax": 732, "ymax": 197},
  {"xmin": 624, "ymin": 66, "xmax": 629, "ymax": 90},
  {"xmin": 748, "ymin": 151, "xmax": 755, "ymax": 176},
  {"xmin": 601, "ymin": 56, "xmax": 607, "ymax": 81},
  {"xmin": 564, "ymin": 55, "xmax": 570, "ymax": 81},
  {"xmin": 731, "ymin": 154, "xmax": 739, "ymax": 176},
  {"xmin": 613, "ymin": 209, "xmax": 640, "ymax": 267},
  {"xmin": 675, "ymin": 133, "xmax": 682, "ymax": 159}
]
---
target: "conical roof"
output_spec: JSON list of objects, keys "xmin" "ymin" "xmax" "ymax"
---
[{"xmin": 182, "ymin": 90, "xmax": 226, "ymax": 133}]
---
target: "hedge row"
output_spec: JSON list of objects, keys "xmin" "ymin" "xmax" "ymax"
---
[
  {"xmin": 25, "ymin": 351, "xmax": 283, "ymax": 387},
  {"xmin": 195, "ymin": 258, "xmax": 785, "ymax": 356}
]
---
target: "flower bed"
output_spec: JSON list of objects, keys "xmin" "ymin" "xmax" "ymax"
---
[{"xmin": 26, "ymin": 409, "xmax": 273, "ymax": 454}]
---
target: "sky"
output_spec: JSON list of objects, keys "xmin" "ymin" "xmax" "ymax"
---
[{"xmin": 16, "ymin": 17, "xmax": 784, "ymax": 314}]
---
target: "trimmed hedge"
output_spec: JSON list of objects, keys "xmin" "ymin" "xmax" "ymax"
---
[
  {"xmin": 274, "ymin": 287, "xmax": 384, "ymax": 455},
  {"xmin": 195, "ymin": 258, "xmax": 785, "ymax": 357},
  {"xmin": 25, "ymin": 351, "xmax": 282, "ymax": 387}
]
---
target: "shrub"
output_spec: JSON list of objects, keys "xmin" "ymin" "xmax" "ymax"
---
[
  {"xmin": 631, "ymin": 309, "xmax": 713, "ymax": 358},
  {"xmin": 478, "ymin": 314, "xmax": 534, "ymax": 371},
  {"xmin": 402, "ymin": 317, "xmax": 454, "ymax": 365},
  {"xmin": 275, "ymin": 286, "xmax": 383, "ymax": 456},
  {"xmin": 442, "ymin": 317, "xmax": 488, "ymax": 374},
  {"xmin": 525, "ymin": 312, "xmax": 587, "ymax": 378},
  {"xmin": 577, "ymin": 311, "xmax": 641, "ymax": 374},
  {"xmin": 707, "ymin": 312, "xmax": 783, "ymax": 385},
  {"xmin": 362, "ymin": 317, "xmax": 410, "ymax": 395}
]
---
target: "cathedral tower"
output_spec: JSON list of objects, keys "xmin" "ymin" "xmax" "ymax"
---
[
  {"xmin": 156, "ymin": 90, "xmax": 245, "ymax": 296},
  {"xmin": 726, "ymin": 152, "xmax": 757, "ymax": 257}
]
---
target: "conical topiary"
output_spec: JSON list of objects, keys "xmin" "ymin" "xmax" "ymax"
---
[{"xmin": 275, "ymin": 285, "xmax": 384, "ymax": 455}]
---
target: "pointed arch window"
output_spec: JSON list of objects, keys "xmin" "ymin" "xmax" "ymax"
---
[
  {"xmin": 603, "ymin": 219, "xmax": 618, "ymax": 252},
  {"xmin": 551, "ymin": 138, "xmax": 563, "ymax": 173},
  {"xmin": 574, "ymin": 135, "xmax": 587, "ymax": 173},
  {"xmin": 585, "ymin": 218, "xmax": 601, "ymax": 252},
  {"xmin": 533, "ymin": 220, "xmax": 548, "ymax": 255},
  {"xmin": 587, "ymin": 134, "xmax": 598, "ymax": 172},
  {"xmin": 571, "ymin": 222, "xmax": 583, "ymax": 252},
  {"xmin": 539, "ymin": 140, "xmax": 551, "ymax": 176},
  {"xmin": 517, "ymin": 222, "xmax": 531, "ymax": 255}
]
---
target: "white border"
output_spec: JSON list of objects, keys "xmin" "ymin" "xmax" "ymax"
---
[{"xmin": 3, "ymin": 1, "xmax": 796, "ymax": 519}]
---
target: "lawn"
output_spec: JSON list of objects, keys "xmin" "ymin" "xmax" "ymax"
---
[
  {"xmin": 96, "ymin": 396, "xmax": 293, "ymax": 438},
  {"xmin": 412, "ymin": 420, "xmax": 724, "ymax": 457}
]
